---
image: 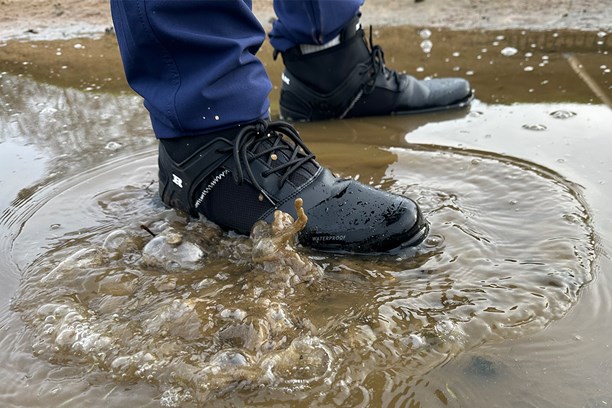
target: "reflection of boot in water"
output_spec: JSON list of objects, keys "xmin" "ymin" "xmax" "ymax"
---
[{"xmin": 275, "ymin": 15, "xmax": 473, "ymax": 121}]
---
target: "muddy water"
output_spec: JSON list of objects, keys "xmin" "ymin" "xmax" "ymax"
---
[{"xmin": 0, "ymin": 28, "xmax": 611, "ymax": 407}]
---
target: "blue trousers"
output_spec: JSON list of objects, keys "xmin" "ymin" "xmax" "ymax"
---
[{"xmin": 110, "ymin": 0, "xmax": 363, "ymax": 139}]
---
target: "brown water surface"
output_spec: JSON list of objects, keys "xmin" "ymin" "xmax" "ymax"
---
[{"xmin": 1, "ymin": 27, "xmax": 611, "ymax": 407}]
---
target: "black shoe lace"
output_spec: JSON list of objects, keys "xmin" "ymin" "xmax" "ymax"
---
[
  {"xmin": 362, "ymin": 26, "xmax": 400, "ymax": 94},
  {"xmin": 219, "ymin": 121, "xmax": 316, "ymax": 205}
]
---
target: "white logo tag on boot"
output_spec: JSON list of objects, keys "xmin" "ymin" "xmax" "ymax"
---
[
  {"xmin": 172, "ymin": 174, "xmax": 183, "ymax": 188},
  {"xmin": 281, "ymin": 73, "xmax": 291, "ymax": 86}
]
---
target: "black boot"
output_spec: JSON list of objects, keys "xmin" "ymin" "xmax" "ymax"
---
[
  {"xmin": 158, "ymin": 120, "xmax": 428, "ymax": 253},
  {"xmin": 277, "ymin": 16, "xmax": 473, "ymax": 121}
]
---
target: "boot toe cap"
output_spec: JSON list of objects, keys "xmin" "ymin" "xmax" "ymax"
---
[
  {"xmin": 425, "ymin": 77, "xmax": 472, "ymax": 107},
  {"xmin": 299, "ymin": 182, "xmax": 427, "ymax": 253}
]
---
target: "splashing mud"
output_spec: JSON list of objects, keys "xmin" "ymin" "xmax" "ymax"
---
[{"xmin": 10, "ymin": 144, "xmax": 594, "ymax": 406}]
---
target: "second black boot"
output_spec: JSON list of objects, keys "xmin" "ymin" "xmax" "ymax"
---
[{"xmin": 277, "ymin": 16, "xmax": 473, "ymax": 121}]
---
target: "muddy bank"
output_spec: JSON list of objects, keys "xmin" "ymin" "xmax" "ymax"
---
[{"xmin": 1, "ymin": 0, "xmax": 611, "ymax": 41}]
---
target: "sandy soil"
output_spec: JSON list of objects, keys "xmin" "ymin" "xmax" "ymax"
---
[{"xmin": 0, "ymin": 0, "xmax": 610, "ymax": 41}]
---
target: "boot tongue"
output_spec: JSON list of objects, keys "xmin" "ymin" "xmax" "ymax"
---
[{"xmin": 252, "ymin": 134, "xmax": 319, "ymax": 187}]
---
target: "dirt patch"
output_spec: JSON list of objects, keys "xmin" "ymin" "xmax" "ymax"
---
[{"xmin": 0, "ymin": 0, "xmax": 610, "ymax": 41}]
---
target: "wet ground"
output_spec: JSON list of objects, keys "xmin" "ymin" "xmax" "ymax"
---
[{"xmin": 1, "ymin": 26, "xmax": 611, "ymax": 407}]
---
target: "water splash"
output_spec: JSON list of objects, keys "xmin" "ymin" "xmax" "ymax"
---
[
  {"xmin": 104, "ymin": 141, "xmax": 122, "ymax": 151},
  {"xmin": 10, "ymin": 146, "xmax": 594, "ymax": 406}
]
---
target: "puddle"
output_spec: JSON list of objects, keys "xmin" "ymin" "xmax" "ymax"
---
[
  {"xmin": 0, "ymin": 27, "xmax": 611, "ymax": 407},
  {"xmin": 6, "ymin": 143, "xmax": 594, "ymax": 406}
]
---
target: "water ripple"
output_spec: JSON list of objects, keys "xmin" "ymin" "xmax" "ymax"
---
[{"xmin": 6, "ymin": 144, "xmax": 595, "ymax": 406}]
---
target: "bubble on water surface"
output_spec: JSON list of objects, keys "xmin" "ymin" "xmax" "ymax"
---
[
  {"xmin": 160, "ymin": 387, "xmax": 192, "ymax": 407},
  {"xmin": 550, "ymin": 110, "xmax": 577, "ymax": 119},
  {"xmin": 522, "ymin": 123, "xmax": 547, "ymax": 131},
  {"xmin": 419, "ymin": 29, "xmax": 431, "ymax": 39},
  {"xmin": 420, "ymin": 39, "xmax": 433, "ymax": 53},
  {"xmin": 500, "ymin": 47, "xmax": 518, "ymax": 56},
  {"xmin": 104, "ymin": 141, "xmax": 122, "ymax": 151},
  {"xmin": 142, "ymin": 230, "xmax": 205, "ymax": 271}
]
